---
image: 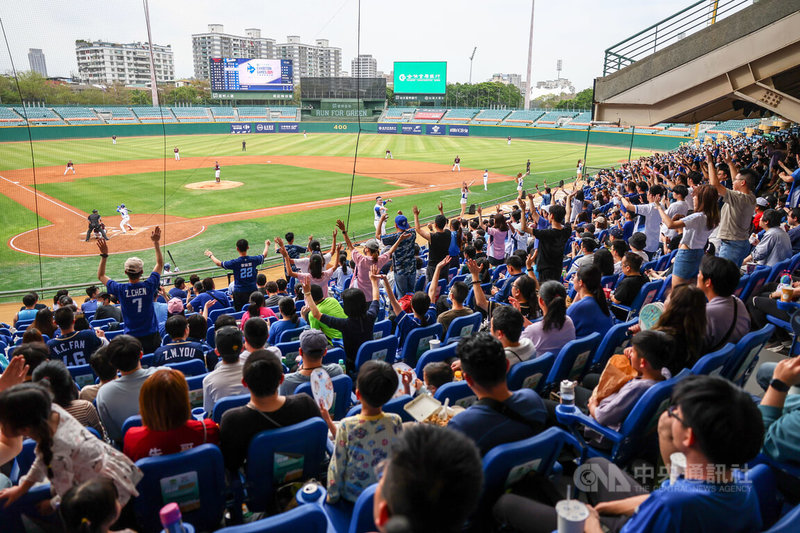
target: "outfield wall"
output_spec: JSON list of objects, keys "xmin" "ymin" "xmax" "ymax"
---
[{"xmin": 0, "ymin": 121, "xmax": 685, "ymax": 151}]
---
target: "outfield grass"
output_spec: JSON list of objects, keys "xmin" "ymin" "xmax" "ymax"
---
[
  {"xmin": 0, "ymin": 133, "xmax": 651, "ymax": 294},
  {"xmin": 37, "ymin": 164, "xmax": 397, "ymax": 219}
]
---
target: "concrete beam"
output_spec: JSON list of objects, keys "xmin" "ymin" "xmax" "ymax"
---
[{"xmin": 734, "ymin": 83, "xmax": 800, "ymax": 124}]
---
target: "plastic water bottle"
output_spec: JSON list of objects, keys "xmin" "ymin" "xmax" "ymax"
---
[
  {"xmin": 338, "ymin": 359, "xmax": 347, "ymax": 375},
  {"xmin": 159, "ymin": 503, "xmax": 184, "ymax": 533},
  {"xmin": 560, "ymin": 380, "xmax": 575, "ymax": 407}
]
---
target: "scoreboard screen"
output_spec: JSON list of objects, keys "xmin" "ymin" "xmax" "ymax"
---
[{"xmin": 209, "ymin": 58, "xmax": 293, "ymax": 92}]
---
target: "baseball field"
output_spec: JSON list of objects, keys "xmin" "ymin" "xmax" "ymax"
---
[{"xmin": 0, "ymin": 131, "xmax": 651, "ymax": 294}]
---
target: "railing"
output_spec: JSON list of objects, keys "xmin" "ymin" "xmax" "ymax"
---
[{"xmin": 603, "ymin": 0, "xmax": 753, "ymax": 76}]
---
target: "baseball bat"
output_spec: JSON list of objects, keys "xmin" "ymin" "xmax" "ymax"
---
[{"xmin": 167, "ymin": 250, "xmax": 177, "ymax": 270}]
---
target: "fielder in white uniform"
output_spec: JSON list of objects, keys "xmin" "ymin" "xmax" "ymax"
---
[
  {"xmin": 174, "ymin": 147, "xmax": 180, "ymax": 161},
  {"xmin": 517, "ymin": 173, "xmax": 524, "ymax": 194},
  {"xmin": 116, "ymin": 204, "xmax": 133, "ymax": 233},
  {"xmin": 452, "ymin": 155, "xmax": 461, "ymax": 172},
  {"xmin": 460, "ymin": 180, "xmax": 475, "ymax": 218},
  {"xmin": 214, "ymin": 161, "xmax": 221, "ymax": 183},
  {"xmin": 63, "ymin": 160, "xmax": 76, "ymax": 175},
  {"xmin": 373, "ymin": 196, "xmax": 391, "ymax": 235},
  {"xmin": 483, "ymin": 169, "xmax": 489, "ymax": 191}
]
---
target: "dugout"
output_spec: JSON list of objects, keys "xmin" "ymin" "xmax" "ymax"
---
[{"xmin": 300, "ymin": 77, "xmax": 386, "ymax": 121}]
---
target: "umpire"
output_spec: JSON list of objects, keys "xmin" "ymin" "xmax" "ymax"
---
[{"xmin": 85, "ymin": 209, "xmax": 109, "ymax": 241}]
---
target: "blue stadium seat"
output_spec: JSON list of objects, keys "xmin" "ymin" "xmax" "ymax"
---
[
  {"xmin": 414, "ymin": 342, "xmax": 458, "ymax": 376},
  {"xmin": 544, "ymin": 333, "xmax": 602, "ymax": 393},
  {"xmin": 355, "ymin": 335, "xmax": 399, "ymax": 371},
  {"xmin": 212, "ymin": 393, "xmax": 250, "ymax": 423},
  {"xmin": 442, "ymin": 312, "xmax": 481, "ymax": 344},
  {"xmin": 186, "ymin": 373, "xmax": 207, "ymax": 409},
  {"xmin": 0, "ymin": 483, "xmax": 54, "ymax": 533},
  {"xmin": 164, "ymin": 358, "xmax": 207, "ymax": 377},
  {"xmin": 372, "ymin": 319, "xmax": 392, "ymax": 339},
  {"xmin": 277, "ymin": 326, "xmax": 308, "ymax": 344},
  {"xmin": 243, "ymin": 419, "xmax": 329, "ymax": 513},
  {"xmin": 209, "ymin": 306, "xmax": 235, "ymax": 325},
  {"xmin": 133, "ymin": 444, "xmax": 226, "ymax": 532},
  {"xmin": 586, "ymin": 320, "xmax": 636, "ymax": 374},
  {"xmin": 691, "ymin": 344, "xmax": 735, "ymax": 376},
  {"xmin": 506, "ymin": 352, "xmax": 555, "ymax": 395},
  {"xmin": 434, "ymin": 381, "xmax": 477, "ymax": 408},
  {"xmin": 68, "ymin": 363, "xmax": 98, "ymax": 389},
  {"xmin": 346, "ymin": 394, "xmax": 415, "ymax": 423},
  {"xmin": 721, "ymin": 324, "xmax": 775, "ymax": 387},
  {"xmin": 347, "ymin": 483, "xmax": 378, "ymax": 533},
  {"xmin": 322, "ymin": 346, "xmax": 346, "ymax": 366},
  {"xmin": 121, "ymin": 415, "xmax": 143, "ymax": 440},
  {"xmin": 610, "ymin": 279, "xmax": 663, "ymax": 320},
  {"xmin": 398, "ymin": 324, "xmax": 442, "ymax": 368},
  {"xmin": 215, "ymin": 505, "xmax": 328, "ymax": 533}
]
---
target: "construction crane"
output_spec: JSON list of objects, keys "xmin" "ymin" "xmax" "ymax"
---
[{"xmin": 469, "ymin": 46, "xmax": 477, "ymax": 84}]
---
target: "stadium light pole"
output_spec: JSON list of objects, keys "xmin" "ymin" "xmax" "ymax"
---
[
  {"xmin": 142, "ymin": 0, "xmax": 159, "ymax": 107},
  {"xmin": 469, "ymin": 46, "xmax": 477, "ymax": 84},
  {"xmin": 523, "ymin": 0, "xmax": 535, "ymax": 110}
]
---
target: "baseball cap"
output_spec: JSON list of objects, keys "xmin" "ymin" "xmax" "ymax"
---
[
  {"xmin": 756, "ymin": 197, "xmax": 768, "ymax": 207},
  {"xmin": 215, "ymin": 326, "xmax": 243, "ymax": 357},
  {"xmin": 364, "ymin": 239, "xmax": 380, "ymax": 252},
  {"xmin": 395, "ymin": 214, "xmax": 410, "ymax": 231},
  {"xmin": 167, "ymin": 297, "xmax": 183, "ymax": 315},
  {"xmin": 92, "ymin": 209, "xmax": 98, "ymax": 214},
  {"xmin": 123, "ymin": 257, "xmax": 144, "ymax": 275},
  {"xmin": 299, "ymin": 329, "xmax": 328, "ymax": 357},
  {"xmin": 609, "ymin": 227, "xmax": 624, "ymax": 239}
]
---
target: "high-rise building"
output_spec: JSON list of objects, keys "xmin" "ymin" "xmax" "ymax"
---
[
  {"xmin": 191, "ymin": 25, "xmax": 275, "ymax": 80},
  {"xmin": 28, "ymin": 48, "xmax": 47, "ymax": 77},
  {"xmin": 277, "ymin": 36, "xmax": 341, "ymax": 84},
  {"xmin": 75, "ymin": 40, "xmax": 174, "ymax": 85},
  {"xmin": 491, "ymin": 73, "xmax": 523, "ymax": 91},
  {"xmin": 351, "ymin": 54, "xmax": 377, "ymax": 78}
]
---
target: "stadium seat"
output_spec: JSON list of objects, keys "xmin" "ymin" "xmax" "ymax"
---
[
  {"xmin": 321, "ymin": 346, "xmax": 346, "ymax": 366},
  {"xmin": 208, "ymin": 306, "xmax": 235, "ymax": 325},
  {"xmin": 544, "ymin": 333, "xmax": 602, "ymax": 393},
  {"xmin": 10, "ymin": 439, "xmax": 36, "ymax": 482},
  {"xmin": 0, "ymin": 483, "xmax": 54, "ymax": 533},
  {"xmin": 372, "ymin": 319, "xmax": 392, "ymax": 339},
  {"xmin": 586, "ymin": 319, "xmax": 636, "ymax": 374},
  {"xmin": 414, "ymin": 342, "xmax": 458, "ymax": 376},
  {"xmin": 346, "ymin": 394, "xmax": 415, "ymax": 423},
  {"xmin": 347, "ymin": 483, "xmax": 378, "ymax": 533},
  {"xmin": 140, "ymin": 353, "xmax": 155, "ymax": 368},
  {"xmin": 691, "ymin": 344, "xmax": 735, "ymax": 376},
  {"xmin": 133, "ymin": 444, "xmax": 226, "ymax": 532},
  {"xmin": 212, "ymin": 393, "xmax": 250, "ymax": 423},
  {"xmin": 215, "ymin": 505, "xmax": 328, "ymax": 533},
  {"xmin": 68, "ymin": 363, "xmax": 98, "ymax": 389},
  {"xmin": 740, "ymin": 266, "xmax": 771, "ymax": 302},
  {"xmin": 610, "ymin": 279, "xmax": 663, "ymax": 320},
  {"xmin": 398, "ymin": 324, "xmax": 442, "ymax": 368},
  {"xmin": 355, "ymin": 334, "xmax": 398, "ymax": 371},
  {"xmin": 185, "ymin": 373, "xmax": 206, "ymax": 409},
  {"xmin": 442, "ymin": 312, "xmax": 482, "ymax": 344},
  {"xmin": 506, "ymin": 352, "xmax": 555, "ymax": 394},
  {"xmin": 164, "ymin": 358, "xmax": 207, "ymax": 377},
  {"xmin": 766, "ymin": 503, "xmax": 800, "ymax": 532},
  {"xmin": 721, "ymin": 324, "xmax": 775, "ymax": 387},
  {"xmin": 243, "ymin": 419, "xmax": 329, "ymax": 513},
  {"xmin": 555, "ymin": 369, "xmax": 690, "ymax": 466},
  {"xmin": 121, "ymin": 414, "xmax": 143, "ymax": 439},
  {"xmin": 434, "ymin": 380, "xmax": 477, "ymax": 408},
  {"xmin": 277, "ymin": 326, "xmax": 308, "ymax": 344},
  {"xmin": 296, "ymin": 374, "xmax": 354, "ymax": 421},
  {"xmin": 274, "ymin": 340, "xmax": 301, "ymax": 366}
]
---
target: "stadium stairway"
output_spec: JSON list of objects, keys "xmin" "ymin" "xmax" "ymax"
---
[{"xmin": 594, "ymin": 0, "xmax": 800, "ymax": 126}]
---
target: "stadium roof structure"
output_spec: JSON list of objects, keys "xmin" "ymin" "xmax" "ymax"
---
[{"xmin": 593, "ymin": 0, "xmax": 800, "ymax": 126}]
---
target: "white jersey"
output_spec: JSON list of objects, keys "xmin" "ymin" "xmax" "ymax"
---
[
  {"xmin": 117, "ymin": 207, "xmax": 129, "ymax": 218},
  {"xmin": 374, "ymin": 203, "xmax": 386, "ymax": 223}
]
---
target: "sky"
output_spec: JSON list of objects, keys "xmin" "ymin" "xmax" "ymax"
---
[{"xmin": 0, "ymin": 0, "xmax": 705, "ymax": 91}]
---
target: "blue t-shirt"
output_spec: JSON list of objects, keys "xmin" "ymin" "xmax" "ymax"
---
[
  {"xmin": 622, "ymin": 220, "xmax": 635, "ymax": 241},
  {"xmin": 189, "ymin": 290, "xmax": 230, "ymax": 312},
  {"xmin": 222, "ymin": 255, "xmax": 264, "ymax": 294},
  {"xmin": 566, "ymin": 295, "xmax": 614, "ymax": 339},
  {"xmin": 81, "ymin": 300, "xmax": 98, "ymax": 314},
  {"xmin": 395, "ymin": 305, "xmax": 437, "ymax": 347},
  {"xmin": 495, "ymin": 273, "xmax": 521, "ymax": 304},
  {"xmin": 268, "ymin": 318, "xmax": 308, "ymax": 345},
  {"xmin": 621, "ymin": 477, "xmax": 761, "ymax": 533},
  {"xmin": 153, "ymin": 340, "xmax": 208, "ymax": 367},
  {"xmin": 284, "ymin": 244, "xmax": 307, "ymax": 260},
  {"xmin": 106, "ymin": 272, "xmax": 161, "ymax": 337},
  {"xmin": 47, "ymin": 330, "xmax": 103, "ymax": 367},
  {"xmin": 382, "ymin": 230, "xmax": 417, "ymax": 277},
  {"xmin": 168, "ymin": 287, "xmax": 187, "ymax": 300},
  {"xmin": 448, "ymin": 389, "xmax": 546, "ymax": 456}
]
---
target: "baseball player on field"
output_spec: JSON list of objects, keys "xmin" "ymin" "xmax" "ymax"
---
[
  {"xmin": 117, "ymin": 204, "xmax": 133, "ymax": 233},
  {"xmin": 385, "ymin": 149, "xmax": 393, "ymax": 160},
  {"xmin": 526, "ymin": 159, "xmax": 531, "ymax": 175},
  {"xmin": 374, "ymin": 196, "xmax": 392, "ymax": 235},
  {"xmin": 112, "ymin": 135, "xmax": 117, "ymax": 145},
  {"xmin": 85, "ymin": 209, "xmax": 109, "ymax": 241},
  {"xmin": 452, "ymin": 155, "xmax": 461, "ymax": 172},
  {"xmin": 174, "ymin": 147, "xmax": 180, "ymax": 161},
  {"xmin": 214, "ymin": 161, "xmax": 221, "ymax": 183},
  {"xmin": 483, "ymin": 169, "xmax": 489, "ymax": 191},
  {"xmin": 517, "ymin": 173, "xmax": 525, "ymax": 194},
  {"xmin": 460, "ymin": 180, "xmax": 475, "ymax": 218},
  {"xmin": 63, "ymin": 160, "xmax": 76, "ymax": 175}
]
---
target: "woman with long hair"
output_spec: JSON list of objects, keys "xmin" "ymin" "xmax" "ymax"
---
[
  {"xmin": 522, "ymin": 280, "xmax": 576, "ymax": 354},
  {"xmin": 30, "ymin": 308, "xmax": 56, "ymax": 338},
  {"xmin": 123, "ymin": 369, "xmax": 219, "ymax": 462},
  {"xmin": 508, "ymin": 274, "xmax": 540, "ymax": 322},
  {"xmin": 279, "ymin": 241, "xmax": 337, "ymax": 298},
  {"xmin": 32, "ymin": 360, "xmax": 106, "ymax": 438},
  {"xmin": 0, "ymin": 384, "xmax": 142, "ymax": 510},
  {"xmin": 567, "ymin": 265, "xmax": 614, "ymax": 338},
  {"xmin": 593, "ymin": 248, "xmax": 615, "ymax": 277},
  {"xmin": 240, "ymin": 290, "xmax": 277, "ymax": 329},
  {"xmin": 267, "ymin": 296, "xmax": 307, "ymax": 345},
  {"xmin": 478, "ymin": 207, "xmax": 509, "ymax": 266},
  {"xmin": 657, "ymin": 184, "xmax": 720, "ymax": 286}
]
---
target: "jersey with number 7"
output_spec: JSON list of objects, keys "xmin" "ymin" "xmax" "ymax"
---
[{"xmin": 106, "ymin": 271, "xmax": 161, "ymax": 338}]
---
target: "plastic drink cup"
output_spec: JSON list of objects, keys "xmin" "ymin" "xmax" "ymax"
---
[
  {"xmin": 429, "ymin": 339, "xmax": 441, "ymax": 351},
  {"xmin": 560, "ymin": 380, "xmax": 575, "ymax": 407},
  {"xmin": 669, "ymin": 452, "xmax": 686, "ymax": 485},
  {"xmin": 555, "ymin": 499, "xmax": 589, "ymax": 533},
  {"xmin": 781, "ymin": 285, "xmax": 793, "ymax": 302}
]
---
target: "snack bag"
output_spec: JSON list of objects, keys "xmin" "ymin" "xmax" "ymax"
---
[{"xmin": 591, "ymin": 353, "xmax": 637, "ymax": 403}]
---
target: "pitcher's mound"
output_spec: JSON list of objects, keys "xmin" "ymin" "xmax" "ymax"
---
[{"xmin": 185, "ymin": 180, "xmax": 243, "ymax": 190}]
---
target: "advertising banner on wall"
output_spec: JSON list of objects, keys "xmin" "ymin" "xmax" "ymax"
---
[
  {"xmin": 230, "ymin": 123, "xmax": 251, "ymax": 134},
  {"xmin": 426, "ymin": 124, "xmax": 446, "ymax": 135},
  {"xmin": 401, "ymin": 124, "xmax": 423, "ymax": 135},
  {"xmin": 253, "ymin": 123, "xmax": 276, "ymax": 133},
  {"xmin": 378, "ymin": 124, "xmax": 399, "ymax": 134},
  {"xmin": 448, "ymin": 125, "xmax": 470, "ymax": 136},
  {"xmin": 278, "ymin": 123, "xmax": 300, "ymax": 133}
]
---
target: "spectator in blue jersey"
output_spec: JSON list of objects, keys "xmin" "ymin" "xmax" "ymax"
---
[
  {"xmin": 379, "ymin": 213, "xmax": 417, "ymax": 296},
  {"xmin": 13, "ymin": 292, "xmax": 40, "ymax": 325},
  {"xmin": 205, "ymin": 238, "xmax": 270, "ymax": 312},
  {"xmin": 283, "ymin": 232, "xmax": 307, "ymax": 260},
  {"xmin": 47, "ymin": 307, "xmax": 106, "ymax": 367},
  {"xmin": 491, "ymin": 255, "xmax": 524, "ymax": 303},
  {"xmin": 97, "ymin": 227, "xmax": 163, "ymax": 355},
  {"xmin": 567, "ymin": 265, "xmax": 614, "ymax": 339},
  {"xmin": 153, "ymin": 315, "xmax": 208, "ymax": 368},
  {"xmin": 494, "ymin": 375, "xmax": 764, "ymax": 533},
  {"xmin": 81, "ymin": 286, "xmax": 100, "ymax": 315},
  {"xmin": 168, "ymin": 277, "xmax": 187, "ymax": 301},
  {"xmin": 186, "ymin": 278, "xmax": 230, "ymax": 313},
  {"xmin": 381, "ymin": 271, "xmax": 437, "ymax": 349},
  {"xmin": 786, "ymin": 207, "xmax": 800, "ymax": 254}
]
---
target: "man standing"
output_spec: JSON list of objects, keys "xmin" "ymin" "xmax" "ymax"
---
[
  {"xmin": 63, "ymin": 160, "xmax": 76, "ymax": 175},
  {"xmin": 373, "ymin": 196, "xmax": 391, "ymax": 236},
  {"xmin": 214, "ymin": 161, "xmax": 221, "ymax": 183},
  {"xmin": 452, "ymin": 155, "xmax": 461, "ymax": 172},
  {"xmin": 380, "ymin": 213, "xmax": 417, "ymax": 296},
  {"xmin": 621, "ymin": 184, "xmax": 666, "ymax": 259},
  {"xmin": 521, "ymin": 201, "xmax": 571, "ymax": 282},
  {"xmin": 85, "ymin": 209, "xmax": 108, "ymax": 241},
  {"xmin": 483, "ymin": 169, "xmax": 489, "ymax": 191},
  {"xmin": 205, "ymin": 238, "xmax": 269, "ymax": 312},
  {"xmin": 526, "ymin": 159, "xmax": 531, "ymax": 175},
  {"xmin": 112, "ymin": 135, "xmax": 117, "ymax": 145},
  {"xmin": 97, "ymin": 226, "xmax": 163, "ymax": 354},
  {"xmin": 174, "ymin": 147, "xmax": 180, "ymax": 161},
  {"xmin": 116, "ymin": 204, "xmax": 133, "ymax": 233},
  {"xmin": 242, "ymin": 140, "xmax": 246, "ymax": 152},
  {"xmin": 707, "ymin": 149, "xmax": 757, "ymax": 265}
]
